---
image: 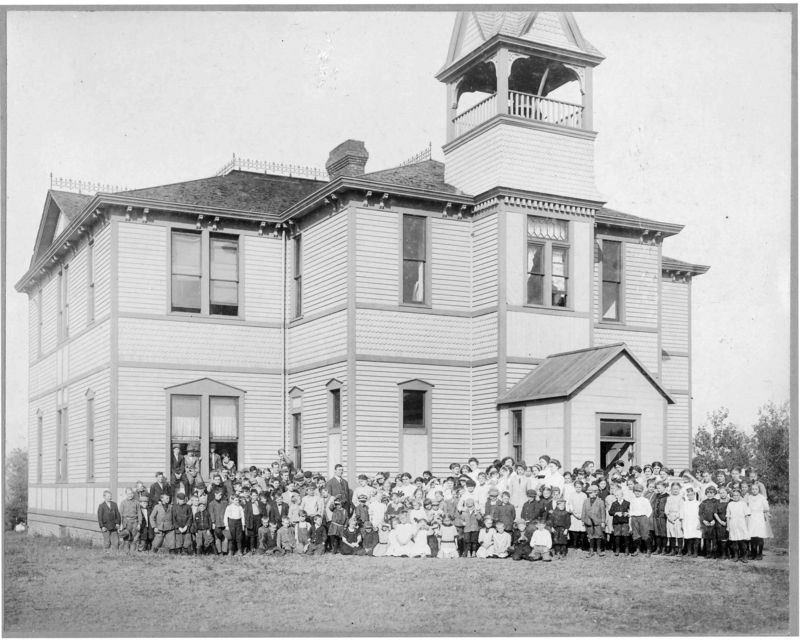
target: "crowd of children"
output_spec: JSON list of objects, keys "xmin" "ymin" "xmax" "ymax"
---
[{"xmin": 96, "ymin": 453, "xmax": 773, "ymax": 563}]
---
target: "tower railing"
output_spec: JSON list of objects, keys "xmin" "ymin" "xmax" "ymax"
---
[{"xmin": 451, "ymin": 90, "xmax": 584, "ymax": 136}]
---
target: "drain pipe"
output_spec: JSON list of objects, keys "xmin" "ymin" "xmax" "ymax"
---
[{"xmin": 280, "ymin": 222, "xmax": 287, "ymax": 453}]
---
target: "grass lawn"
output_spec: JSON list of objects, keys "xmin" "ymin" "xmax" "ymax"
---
[{"xmin": 3, "ymin": 533, "xmax": 791, "ymax": 636}]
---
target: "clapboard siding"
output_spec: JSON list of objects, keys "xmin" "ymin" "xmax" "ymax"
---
[
  {"xmin": 472, "ymin": 312, "xmax": 498, "ymax": 359},
  {"xmin": 445, "ymin": 124, "xmax": 600, "ymax": 200},
  {"xmin": 244, "ymin": 235, "xmax": 283, "ymax": 323},
  {"xmin": 507, "ymin": 311, "xmax": 590, "ymax": 360},
  {"xmin": 288, "ymin": 310, "xmax": 348, "ymax": 368},
  {"xmin": 64, "ymin": 369, "xmax": 111, "ymax": 485},
  {"xmin": 30, "ymin": 351, "xmax": 58, "ymax": 398},
  {"xmin": 302, "ymin": 211, "xmax": 348, "ymax": 316},
  {"xmin": 354, "ymin": 362, "xmax": 471, "ymax": 476},
  {"xmin": 117, "ymin": 367, "xmax": 282, "ymax": 482},
  {"xmin": 118, "ymin": 317, "xmax": 281, "ymax": 369},
  {"xmin": 624, "ymin": 242, "xmax": 659, "ymax": 327},
  {"xmin": 32, "ymin": 392, "xmax": 58, "ymax": 483},
  {"xmin": 287, "ymin": 363, "xmax": 348, "ymax": 474},
  {"xmin": 506, "ymin": 362, "xmax": 535, "ymax": 391},
  {"xmin": 29, "ymin": 486, "xmax": 111, "ymax": 519},
  {"xmin": 471, "ymin": 363, "xmax": 499, "ymax": 461},
  {"xmin": 118, "ymin": 223, "xmax": 167, "ymax": 315},
  {"xmin": 569, "ymin": 355, "xmax": 666, "ymax": 471},
  {"xmin": 572, "ymin": 220, "xmax": 592, "ymax": 314},
  {"xmin": 593, "ymin": 240, "xmax": 601, "ymax": 320},
  {"xmin": 522, "ymin": 401, "xmax": 564, "ymax": 463},
  {"xmin": 472, "ymin": 214, "xmax": 497, "ymax": 307},
  {"xmin": 29, "ymin": 291, "xmax": 40, "ymax": 360},
  {"xmin": 93, "ymin": 223, "xmax": 112, "ymax": 320},
  {"xmin": 661, "ymin": 278, "xmax": 689, "ymax": 352},
  {"xmin": 662, "ymin": 355, "xmax": 689, "ymax": 390},
  {"xmin": 356, "ymin": 208, "xmax": 398, "ymax": 304},
  {"xmin": 593, "ymin": 327, "xmax": 659, "ymax": 374},
  {"xmin": 666, "ymin": 393, "xmax": 690, "ymax": 468},
  {"xmin": 41, "ymin": 276, "xmax": 58, "ymax": 354},
  {"xmin": 431, "ymin": 217, "xmax": 471, "ymax": 310},
  {"xmin": 67, "ymin": 248, "xmax": 88, "ymax": 331},
  {"xmin": 68, "ymin": 320, "xmax": 111, "ymax": 380},
  {"xmin": 357, "ymin": 309, "xmax": 471, "ymax": 361}
]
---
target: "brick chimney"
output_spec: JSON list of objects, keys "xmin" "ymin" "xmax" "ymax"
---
[{"xmin": 325, "ymin": 139, "xmax": 369, "ymax": 179}]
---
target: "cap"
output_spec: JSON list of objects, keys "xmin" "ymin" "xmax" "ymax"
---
[
  {"xmin": 489, "ymin": 488, "xmax": 499, "ymax": 496},
  {"xmin": 358, "ymin": 494, "xmax": 368, "ymax": 501},
  {"xmin": 514, "ymin": 517, "xmax": 527, "ymax": 525},
  {"xmin": 526, "ymin": 489, "xmax": 537, "ymax": 498},
  {"xmin": 363, "ymin": 521, "xmax": 374, "ymax": 529}
]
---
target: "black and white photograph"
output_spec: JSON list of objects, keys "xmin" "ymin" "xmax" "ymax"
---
[{"xmin": 2, "ymin": 5, "xmax": 795, "ymax": 636}]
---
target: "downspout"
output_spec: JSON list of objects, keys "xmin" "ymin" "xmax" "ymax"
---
[{"xmin": 281, "ymin": 222, "xmax": 287, "ymax": 452}]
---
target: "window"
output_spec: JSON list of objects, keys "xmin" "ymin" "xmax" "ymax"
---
[
  {"xmin": 36, "ymin": 411, "xmax": 43, "ymax": 484},
  {"xmin": 511, "ymin": 410, "xmax": 523, "ymax": 462},
  {"xmin": 601, "ymin": 240, "xmax": 622, "ymax": 321},
  {"xmin": 330, "ymin": 388, "xmax": 341, "ymax": 431},
  {"xmin": 599, "ymin": 415, "xmax": 636, "ymax": 470},
  {"xmin": 526, "ymin": 216, "xmax": 569, "ymax": 307},
  {"xmin": 399, "ymin": 379, "xmax": 433, "ymax": 432},
  {"xmin": 210, "ymin": 397, "xmax": 238, "ymax": 440},
  {"xmin": 86, "ymin": 393, "xmax": 95, "ymax": 481},
  {"xmin": 171, "ymin": 395, "xmax": 201, "ymax": 442},
  {"xmin": 56, "ymin": 407, "xmax": 68, "ymax": 482},
  {"xmin": 210, "ymin": 235, "xmax": 239, "ymax": 316},
  {"xmin": 402, "ymin": 215, "xmax": 427, "ymax": 304},
  {"xmin": 87, "ymin": 239, "xmax": 95, "ymax": 323},
  {"xmin": 171, "ymin": 231, "xmax": 202, "ymax": 313},
  {"xmin": 36, "ymin": 289, "xmax": 43, "ymax": 357},
  {"xmin": 58, "ymin": 265, "xmax": 69, "ymax": 340},
  {"xmin": 292, "ymin": 413, "xmax": 302, "ymax": 469},
  {"xmin": 293, "ymin": 235, "xmax": 302, "ymax": 317}
]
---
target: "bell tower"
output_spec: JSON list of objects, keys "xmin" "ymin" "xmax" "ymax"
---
[{"xmin": 437, "ymin": 11, "xmax": 604, "ymax": 202}]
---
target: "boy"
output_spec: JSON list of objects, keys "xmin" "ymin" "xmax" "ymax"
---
[
  {"xmin": 97, "ymin": 490, "xmax": 122, "ymax": 553},
  {"xmin": 699, "ymin": 486, "xmax": 719, "ymax": 558},
  {"xmin": 528, "ymin": 518, "xmax": 553, "ymax": 561},
  {"xmin": 353, "ymin": 494, "xmax": 371, "ymax": 527},
  {"xmin": 306, "ymin": 514, "xmax": 327, "ymax": 555},
  {"xmin": 581, "ymin": 484, "xmax": 606, "ymax": 557},
  {"xmin": 295, "ymin": 510, "xmax": 312, "ymax": 553},
  {"xmin": 172, "ymin": 493, "xmax": 193, "ymax": 554},
  {"xmin": 261, "ymin": 519, "xmax": 280, "ymax": 555},
  {"xmin": 136, "ymin": 493, "xmax": 154, "ymax": 551},
  {"xmin": 361, "ymin": 520, "xmax": 379, "ymax": 556},
  {"xmin": 550, "ymin": 498, "xmax": 570, "ymax": 559},
  {"xmin": 118, "ymin": 488, "xmax": 140, "ymax": 553},
  {"xmin": 510, "ymin": 518, "xmax": 533, "ymax": 561},
  {"xmin": 608, "ymin": 486, "xmax": 631, "ymax": 556},
  {"xmin": 652, "ymin": 481, "xmax": 669, "ymax": 555},
  {"xmin": 208, "ymin": 486, "xmax": 228, "ymax": 555},
  {"xmin": 150, "ymin": 492, "xmax": 175, "ymax": 554},
  {"xmin": 193, "ymin": 500, "xmax": 214, "ymax": 554},
  {"xmin": 520, "ymin": 489, "xmax": 538, "ymax": 523},
  {"xmin": 484, "ymin": 488, "xmax": 500, "ymax": 522},
  {"xmin": 489, "ymin": 520, "xmax": 511, "ymax": 558},
  {"xmin": 494, "ymin": 492, "xmax": 516, "ymax": 532},
  {"xmin": 628, "ymin": 484, "xmax": 653, "ymax": 557},
  {"xmin": 276, "ymin": 515, "xmax": 296, "ymax": 555}
]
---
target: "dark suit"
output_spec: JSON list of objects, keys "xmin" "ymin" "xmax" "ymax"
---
[
  {"xmin": 325, "ymin": 475, "xmax": 351, "ymax": 511},
  {"xmin": 171, "ymin": 452, "xmax": 185, "ymax": 476},
  {"xmin": 149, "ymin": 481, "xmax": 171, "ymax": 510},
  {"xmin": 97, "ymin": 501, "xmax": 121, "ymax": 531}
]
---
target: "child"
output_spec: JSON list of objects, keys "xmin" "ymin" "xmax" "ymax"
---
[
  {"xmin": 528, "ymin": 518, "xmax": 553, "ymax": 561},
  {"xmin": 510, "ymin": 518, "xmax": 533, "ymax": 561},
  {"xmin": 306, "ymin": 514, "xmax": 327, "ymax": 555},
  {"xmin": 391, "ymin": 512, "xmax": 416, "ymax": 557},
  {"xmin": 699, "ymin": 486, "xmax": 719, "ymax": 558},
  {"xmin": 652, "ymin": 481, "xmax": 669, "ymax": 554},
  {"xmin": 223, "ymin": 494, "xmax": 245, "ymax": 556},
  {"xmin": 118, "ymin": 488, "xmax": 140, "ymax": 553},
  {"xmin": 475, "ymin": 515, "xmax": 496, "ymax": 559},
  {"xmin": 521, "ymin": 489, "xmax": 538, "ymax": 523},
  {"xmin": 411, "ymin": 520, "xmax": 432, "ymax": 558},
  {"xmin": 726, "ymin": 489, "xmax": 751, "ymax": 563},
  {"xmin": 426, "ymin": 520, "xmax": 440, "ymax": 559},
  {"xmin": 567, "ymin": 480, "xmax": 587, "ymax": 552},
  {"xmin": 665, "ymin": 482, "xmax": 684, "ymax": 556},
  {"xmin": 608, "ymin": 486, "xmax": 630, "ymax": 556},
  {"xmin": 288, "ymin": 493, "xmax": 302, "ymax": 526},
  {"xmin": 295, "ymin": 509, "xmax": 311, "ymax": 553},
  {"xmin": 340, "ymin": 518, "xmax": 365, "ymax": 555},
  {"xmin": 745, "ymin": 483, "xmax": 770, "ymax": 560},
  {"xmin": 489, "ymin": 521, "xmax": 511, "ymax": 558},
  {"xmin": 484, "ymin": 488, "xmax": 500, "ymax": 522},
  {"xmin": 683, "ymin": 487, "xmax": 702, "ymax": 557},
  {"xmin": 628, "ymin": 484, "xmax": 653, "ymax": 557},
  {"xmin": 385, "ymin": 491, "xmax": 405, "ymax": 523},
  {"xmin": 373, "ymin": 522, "xmax": 390, "ymax": 557},
  {"xmin": 261, "ymin": 520, "xmax": 280, "ymax": 554},
  {"xmin": 714, "ymin": 487, "xmax": 733, "ymax": 559},
  {"xmin": 550, "ymin": 498, "xmax": 570, "ymax": 559},
  {"xmin": 276, "ymin": 515, "xmax": 296, "ymax": 555},
  {"xmin": 172, "ymin": 493, "xmax": 193, "ymax": 555},
  {"xmin": 581, "ymin": 485, "xmax": 606, "ymax": 557},
  {"xmin": 137, "ymin": 493, "xmax": 153, "ymax": 552},
  {"xmin": 149, "ymin": 492, "xmax": 175, "ymax": 554},
  {"xmin": 354, "ymin": 494, "xmax": 371, "ymax": 527},
  {"xmin": 361, "ymin": 521, "xmax": 378, "ymax": 556},
  {"xmin": 208, "ymin": 487, "xmax": 228, "ymax": 555},
  {"xmin": 256, "ymin": 515, "xmax": 272, "ymax": 554},
  {"xmin": 327, "ymin": 498, "xmax": 347, "ymax": 554},
  {"xmin": 437, "ymin": 515, "xmax": 459, "ymax": 559},
  {"xmin": 97, "ymin": 490, "xmax": 122, "ymax": 553},
  {"xmin": 461, "ymin": 497, "xmax": 481, "ymax": 558}
]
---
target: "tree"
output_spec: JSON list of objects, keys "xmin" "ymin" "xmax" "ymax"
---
[
  {"xmin": 751, "ymin": 401, "xmax": 790, "ymax": 503},
  {"xmin": 5, "ymin": 448, "xmax": 28, "ymax": 530},
  {"xmin": 692, "ymin": 408, "xmax": 753, "ymax": 473}
]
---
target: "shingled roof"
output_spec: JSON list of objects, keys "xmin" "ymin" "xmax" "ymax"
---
[
  {"xmin": 49, "ymin": 190, "xmax": 93, "ymax": 221},
  {"xmin": 117, "ymin": 170, "xmax": 327, "ymax": 216},
  {"xmin": 497, "ymin": 343, "xmax": 673, "ymax": 405},
  {"xmin": 596, "ymin": 207, "xmax": 684, "ymax": 236},
  {"xmin": 662, "ymin": 255, "xmax": 710, "ymax": 275},
  {"xmin": 360, "ymin": 160, "xmax": 465, "ymax": 195}
]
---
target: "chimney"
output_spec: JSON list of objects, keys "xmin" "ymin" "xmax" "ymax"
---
[{"xmin": 325, "ymin": 139, "xmax": 369, "ymax": 179}]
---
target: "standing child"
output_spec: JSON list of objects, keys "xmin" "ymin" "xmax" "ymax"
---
[
  {"xmin": 295, "ymin": 510, "xmax": 311, "ymax": 553},
  {"xmin": 137, "ymin": 493, "xmax": 153, "ymax": 552},
  {"xmin": 683, "ymin": 487, "xmax": 702, "ymax": 557},
  {"xmin": 354, "ymin": 494, "xmax": 371, "ymax": 527},
  {"xmin": 652, "ymin": 482, "xmax": 669, "ymax": 554},
  {"xmin": 581, "ymin": 485, "xmax": 606, "ymax": 557},
  {"xmin": 699, "ymin": 486, "xmax": 719, "ymax": 558},
  {"xmin": 461, "ymin": 498, "xmax": 482, "ymax": 558},
  {"xmin": 608, "ymin": 486, "xmax": 630, "ymax": 556},
  {"xmin": 97, "ymin": 490, "xmax": 122, "ymax": 553},
  {"xmin": 223, "ymin": 495, "xmax": 245, "ymax": 556},
  {"xmin": 628, "ymin": 484, "xmax": 653, "ymax": 557},
  {"xmin": 665, "ymin": 482, "xmax": 685, "ymax": 556},
  {"xmin": 437, "ymin": 515, "xmax": 459, "ymax": 559},
  {"xmin": 327, "ymin": 498, "xmax": 347, "ymax": 554},
  {"xmin": 567, "ymin": 480, "xmax": 587, "ymax": 552},
  {"xmin": 714, "ymin": 487, "xmax": 733, "ymax": 559},
  {"xmin": 745, "ymin": 483, "xmax": 770, "ymax": 560},
  {"xmin": 550, "ymin": 498, "xmax": 570, "ymax": 559},
  {"xmin": 118, "ymin": 488, "xmax": 140, "ymax": 553},
  {"xmin": 528, "ymin": 518, "xmax": 553, "ymax": 562},
  {"xmin": 172, "ymin": 493, "xmax": 193, "ymax": 554},
  {"xmin": 193, "ymin": 501, "xmax": 214, "ymax": 554},
  {"xmin": 726, "ymin": 489, "xmax": 751, "ymax": 563},
  {"xmin": 149, "ymin": 493, "xmax": 175, "ymax": 554}
]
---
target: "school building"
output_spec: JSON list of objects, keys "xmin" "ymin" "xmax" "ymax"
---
[{"xmin": 15, "ymin": 11, "xmax": 708, "ymax": 539}]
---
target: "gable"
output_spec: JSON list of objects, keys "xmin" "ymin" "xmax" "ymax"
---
[
  {"xmin": 575, "ymin": 354, "xmax": 667, "ymax": 407},
  {"xmin": 520, "ymin": 12, "xmax": 583, "ymax": 52},
  {"xmin": 30, "ymin": 190, "xmax": 94, "ymax": 267}
]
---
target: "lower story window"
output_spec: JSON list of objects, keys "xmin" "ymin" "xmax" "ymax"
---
[
  {"xmin": 292, "ymin": 413, "xmax": 302, "ymax": 469},
  {"xmin": 599, "ymin": 416, "xmax": 636, "ymax": 470},
  {"xmin": 511, "ymin": 410, "xmax": 523, "ymax": 462}
]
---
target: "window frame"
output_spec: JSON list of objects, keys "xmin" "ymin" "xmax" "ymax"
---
[
  {"xmin": 87, "ymin": 237, "xmax": 95, "ymax": 324},
  {"xmin": 209, "ymin": 234, "xmax": 240, "ymax": 316},
  {"xmin": 289, "ymin": 386, "xmax": 303, "ymax": 469},
  {"xmin": 86, "ymin": 390, "xmax": 95, "ymax": 482},
  {"xmin": 293, "ymin": 234, "xmax": 303, "ymax": 318},
  {"xmin": 326, "ymin": 379, "xmax": 343, "ymax": 433},
  {"xmin": 399, "ymin": 214, "xmax": 431, "ymax": 307},
  {"xmin": 511, "ymin": 409, "xmax": 523, "ymax": 462},
  {"xmin": 57, "ymin": 264, "xmax": 69, "ymax": 341},
  {"xmin": 36, "ymin": 288, "xmax": 43, "ymax": 357},
  {"xmin": 598, "ymin": 237, "xmax": 625, "ymax": 323},
  {"xmin": 168, "ymin": 227, "xmax": 243, "ymax": 318},
  {"xmin": 596, "ymin": 412, "xmax": 639, "ymax": 468},
  {"xmin": 36, "ymin": 410, "xmax": 43, "ymax": 484},
  {"xmin": 398, "ymin": 379, "xmax": 433, "ymax": 434},
  {"xmin": 56, "ymin": 405, "xmax": 68, "ymax": 482},
  {"xmin": 524, "ymin": 216, "xmax": 572, "ymax": 310}
]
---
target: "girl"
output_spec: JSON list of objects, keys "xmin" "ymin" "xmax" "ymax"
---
[
  {"xmin": 714, "ymin": 487, "xmax": 733, "ymax": 559},
  {"xmin": 373, "ymin": 522, "xmax": 390, "ymax": 557},
  {"xmin": 370, "ymin": 493, "xmax": 389, "ymax": 527},
  {"xmin": 726, "ymin": 489, "xmax": 751, "ymax": 563},
  {"xmin": 437, "ymin": 515, "xmax": 459, "ymax": 558},
  {"xmin": 745, "ymin": 483, "xmax": 770, "ymax": 560},
  {"xmin": 475, "ymin": 515, "xmax": 496, "ymax": 558},
  {"xmin": 327, "ymin": 498, "xmax": 347, "ymax": 554},
  {"xmin": 340, "ymin": 518, "xmax": 365, "ymax": 556},
  {"xmin": 567, "ymin": 480, "xmax": 587, "ymax": 552},
  {"xmin": 409, "ymin": 499, "xmax": 426, "ymax": 524},
  {"xmin": 682, "ymin": 487, "xmax": 702, "ymax": 557},
  {"xmin": 411, "ymin": 519, "xmax": 432, "ymax": 558},
  {"xmin": 665, "ymin": 482, "xmax": 684, "ymax": 555},
  {"xmin": 550, "ymin": 498, "xmax": 571, "ymax": 558},
  {"xmin": 389, "ymin": 512, "xmax": 416, "ymax": 557}
]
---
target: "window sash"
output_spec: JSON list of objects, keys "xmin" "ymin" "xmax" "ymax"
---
[
  {"xmin": 403, "ymin": 260, "xmax": 425, "ymax": 303},
  {"xmin": 171, "ymin": 395, "xmax": 201, "ymax": 439},
  {"xmin": 172, "ymin": 231, "xmax": 202, "ymax": 312},
  {"xmin": 599, "ymin": 419, "xmax": 634, "ymax": 440},
  {"xmin": 601, "ymin": 241, "xmax": 622, "ymax": 320},
  {"xmin": 402, "ymin": 216, "xmax": 426, "ymax": 304},
  {"xmin": 402, "ymin": 390, "xmax": 426, "ymax": 430},
  {"xmin": 294, "ymin": 236, "xmax": 302, "ymax": 317},
  {"xmin": 210, "ymin": 396, "xmax": 238, "ymax": 439},
  {"xmin": 511, "ymin": 410, "xmax": 522, "ymax": 446},
  {"xmin": 528, "ymin": 216, "xmax": 569, "ymax": 241},
  {"xmin": 331, "ymin": 389, "xmax": 341, "ymax": 430},
  {"xmin": 551, "ymin": 246, "xmax": 569, "ymax": 307},
  {"xmin": 57, "ymin": 408, "xmax": 68, "ymax": 482},
  {"xmin": 293, "ymin": 414, "xmax": 302, "ymax": 468},
  {"xmin": 86, "ymin": 398, "xmax": 95, "ymax": 481}
]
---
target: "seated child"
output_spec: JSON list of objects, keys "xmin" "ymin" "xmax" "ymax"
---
[
  {"xmin": 475, "ymin": 516, "xmax": 496, "ymax": 558},
  {"xmin": 361, "ymin": 520, "xmax": 378, "ymax": 556},
  {"xmin": 528, "ymin": 518, "xmax": 553, "ymax": 561},
  {"xmin": 388, "ymin": 512, "xmax": 416, "ymax": 557},
  {"xmin": 276, "ymin": 515, "xmax": 296, "ymax": 555},
  {"xmin": 411, "ymin": 519, "xmax": 432, "ymax": 558},
  {"xmin": 488, "ymin": 521, "xmax": 511, "ymax": 558},
  {"xmin": 257, "ymin": 515, "xmax": 274, "ymax": 554},
  {"xmin": 511, "ymin": 518, "xmax": 533, "ymax": 561},
  {"xmin": 550, "ymin": 498, "xmax": 571, "ymax": 558},
  {"xmin": 340, "ymin": 519, "xmax": 365, "ymax": 556},
  {"xmin": 306, "ymin": 514, "xmax": 327, "ymax": 555},
  {"xmin": 373, "ymin": 522, "xmax": 390, "ymax": 557}
]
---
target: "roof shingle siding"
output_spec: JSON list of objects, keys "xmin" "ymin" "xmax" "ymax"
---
[
  {"xmin": 118, "ymin": 171, "xmax": 327, "ymax": 215},
  {"xmin": 360, "ymin": 160, "xmax": 465, "ymax": 195},
  {"xmin": 49, "ymin": 190, "xmax": 93, "ymax": 221}
]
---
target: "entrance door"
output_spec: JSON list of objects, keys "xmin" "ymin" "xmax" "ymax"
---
[{"xmin": 599, "ymin": 416, "xmax": 637, "ymax": 471}]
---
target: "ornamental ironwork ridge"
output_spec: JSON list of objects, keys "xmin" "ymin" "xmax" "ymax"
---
[
  {"xmin": 50, "ymin": 174, "xmax": 129, "ymax": 195},
  {"xmin": 398, "ymin": 142, "xmax": 433, "ymax": 167},
  {"xmin": 215, "ymin": 153, "xmax": 329, "ymax": 181}
]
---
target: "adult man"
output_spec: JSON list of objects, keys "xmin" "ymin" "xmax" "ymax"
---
[
  {"xmin": 326, "ymin": 463, "xmax": 351, "ymax": 514},
  {"xmin": 97, "ymin": 490, "xmax": 121, "ymax": 553},
  {"xmin": 209, "ymin": 444, "xmax": 222, "ymax": 474},
  {"xmin": 170, "ymin": 444, "xmax": 185, "ymax": 477},
  {"xmin": 149, "ymin": 471, "xmax": 171, "ymax": 510}
]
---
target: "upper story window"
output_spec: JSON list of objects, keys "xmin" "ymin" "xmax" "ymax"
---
[
  {"xmin": 171, "ymin": 229, "xmax": 239, "ymax": 316},
  {"xmin": 57, "ymin": 265, "xmax": 69, "ymax": 340},
  {"xmin": 87, "ymin": 238, "xmax": 95, "ymax": 323},
  {"xmin": 600, "ymin": 239, "xmax": 622, "ymax": 321},
  {"xmin": 36, "ymin": 289, "xmax": 43, "ymax": 357},
  {"xmin": 402, "ymin": 215, "xmax": 427, "ymax": 304},
  {"xmin": 293, "ymin": 235, "xmax": 302, "ymax": 318},
  {"xmin": 326, "ymin": 379, "xmax": 342, "ymax": 433},
  {"xmin": 526, "ymin": 216, "xmax": 569, "ymax": 308}
]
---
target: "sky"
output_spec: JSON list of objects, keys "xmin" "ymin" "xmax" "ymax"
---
[{"xmin": 3, "ymin": 9, "xmax": 793, "ymax": 451}]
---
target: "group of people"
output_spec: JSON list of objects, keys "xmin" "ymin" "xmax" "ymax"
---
[{"xmin": 95, "ymin": 451, "xmax": 773, "ymax": 563}]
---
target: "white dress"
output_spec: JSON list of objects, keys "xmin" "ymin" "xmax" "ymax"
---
[
  {"xmin": 475, "ymin": 528, "xmax": 496, "ymax": 558},
  {"xmin": 387, "ymin": 522, "xmax": 416, "ymax": 557},
  {"xmin": 746, "ymin": 493, "xmax": 770, "ymax": 539},
  {"xmin": 410, "ymin": 527, "xmax": 431, "ymax": 557},
  {"xmin": 682, "ymin": 499, "xmax": 702, "ymax": 539},
  {"xmin": 726, "ymin": 501, "xmax": 751, "ymax": 541}
]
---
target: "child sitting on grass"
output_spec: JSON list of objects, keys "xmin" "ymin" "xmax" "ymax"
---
[
  {"xmin": 276, "ymin": 515, "xmax": 296, "ymax": 555},
  {"xmin": 340, "ymin": 518, "xmax": 365, "ymax": 556},
  {"xmin": 528, "ymin": 518, "xmax": 552, "ymax": 561},
  {"xmin": 475, "ymin": 515, "xmax": 496, "ymax": 558}
]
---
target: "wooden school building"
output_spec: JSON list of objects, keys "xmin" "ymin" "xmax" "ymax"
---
[{"xmin": 16, "ymin": 11, "xmax": 708, "ymax": 538}]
